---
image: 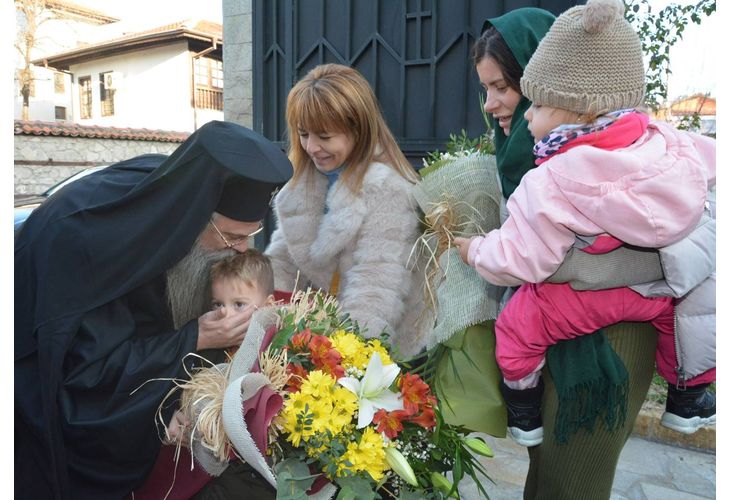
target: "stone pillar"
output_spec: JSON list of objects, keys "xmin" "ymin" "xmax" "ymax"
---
[{"xmin": 223, "ymin": 0, "xmax": 253, "ymax": 128}]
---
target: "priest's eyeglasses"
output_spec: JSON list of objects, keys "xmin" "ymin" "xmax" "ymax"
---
[{"xmin": 209, "ymin": 219, "xmax": 264, "ymax": 248}]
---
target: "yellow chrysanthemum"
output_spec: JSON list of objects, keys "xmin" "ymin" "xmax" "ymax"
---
[
  {"xmin": 338, "ymin": 427, "xmax": 388, "ymax": 481},
  {"xmin": 299, "ymin": 370, "xmax": 336, "ymax": 399},
  {"xmin": 281, "ymin": 392, "xmax": 315, "ymax": 447},
  {"xmin": 283, "ymin": 368, "xmax": 361, "ymax": 449},
  {"xmin": 308, "ymin": 398, "xmax": 338, "ymax": 435},
  {"xmin": 364, "ymin": 339, "xmax": 392, "ymax": 366},
  {"xmin": 330, "ymin": 386, "xmax": 359, "ymax": 430},
  {"xmin": 330, "ymin": 330, "xmax": 367, "ymax": 369}
]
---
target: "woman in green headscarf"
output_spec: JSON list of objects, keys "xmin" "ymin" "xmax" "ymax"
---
[{"xmin": 467, "ymin": 7, "xmax": 662, "ymax": 499}]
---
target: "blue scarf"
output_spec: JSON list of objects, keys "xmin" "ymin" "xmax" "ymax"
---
[{"xmin": 321, "ymin": 165, "xmax": 346, "ymax": 214}]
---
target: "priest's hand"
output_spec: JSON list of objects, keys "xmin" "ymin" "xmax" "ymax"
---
[{"xmin": 196, "ymin": 304, "xmax": 256, "ymax": 350}]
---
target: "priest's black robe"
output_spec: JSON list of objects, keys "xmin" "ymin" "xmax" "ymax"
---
[{"xmin": 15, "ymin": 121, "xmax": 292, "ymax": 499}]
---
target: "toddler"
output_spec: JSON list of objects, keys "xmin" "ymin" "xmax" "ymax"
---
[{"xmin": 455, "ymin": 0, "xmax": 715, "ymax": 446}]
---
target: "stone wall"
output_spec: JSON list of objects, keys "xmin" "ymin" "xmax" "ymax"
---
[
  {"xmin": 222, "ymin": 0, "xmax": 253, "ymax": 128},
  {"xmin": 14, "ymin": 135, "xmax": 180, "ymax": 194}
]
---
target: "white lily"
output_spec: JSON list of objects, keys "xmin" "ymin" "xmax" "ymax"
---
[{"xmin": 337, "ymin": 352, "xmax": 404, "ymax": 428}]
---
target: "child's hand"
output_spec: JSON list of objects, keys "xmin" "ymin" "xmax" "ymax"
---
[
  {"xmin": 453, "ymin": 237, "xmax": 475, "ymax": 264},
  {"xmin": 165, "ymin": 410, "xmax": 191, "ymax": 447}
]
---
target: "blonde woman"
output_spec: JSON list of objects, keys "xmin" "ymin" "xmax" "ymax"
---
[{"xmin": 265, "ymin": 63, "xmax": 427, "ymax": 357}]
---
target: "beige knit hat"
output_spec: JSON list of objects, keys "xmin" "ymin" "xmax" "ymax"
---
[{"xmin": 520, "ymin": 0, "xmax": 645, "ymax": 116}]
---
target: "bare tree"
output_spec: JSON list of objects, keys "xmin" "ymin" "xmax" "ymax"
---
[{"xmin": 15, "ymin": 0, "xmax": 53, "ymax": 120}]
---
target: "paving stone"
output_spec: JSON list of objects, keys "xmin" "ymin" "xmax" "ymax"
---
[
  {"xmin": 610, "ymin": 469, "xmax": 645, "ymax": 497},
  {"xmin": 639, "ymin": 482, "xmax": 713, "ymax": 499},
  {"xmin": 608, "ymin": 493, "xmax": 630, "ymax": 500},
  {"xmin": 450, "ymin": 429, "xmax": 715, "ymax": 499},
  {"xmin": 616, "ymin": 438, "xmax": 672, "ymax": 478},
  {"xmin": 665, "ymin": 455, "xmax": 716, "ymax": 498}
]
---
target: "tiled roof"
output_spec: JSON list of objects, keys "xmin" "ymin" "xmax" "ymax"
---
[
  {"xmin": 95, "ymin": 19, "xmax": 223, "ymax": 45},
  {"xmin": 34, "ymin": 19, "xmax": 222, "ymax": 67},
  {"xmin": 138, "ymin": 19, "xmax": 222, "ymax": 40},
  {"xmin": 670, "ymin": 94, "xmax": 716, "ymax": 117},
  {"xmin": 15, "ymin": 120, "xmax": 190, "ymax": 143}
]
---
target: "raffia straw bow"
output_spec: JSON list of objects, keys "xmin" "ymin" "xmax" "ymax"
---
[{"xmin": 411, "ymin": 195, "xmax": 486, "ymax": 315}]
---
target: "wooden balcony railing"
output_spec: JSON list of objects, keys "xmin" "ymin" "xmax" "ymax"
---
[{"xmin": 195, "ymin": 87, "xmax": 223, "ymax": 111}]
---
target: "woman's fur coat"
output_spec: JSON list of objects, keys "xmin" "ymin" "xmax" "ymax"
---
[{"xmin": 265, "ymin": 162, "xmax": 429, "ymax": 357}]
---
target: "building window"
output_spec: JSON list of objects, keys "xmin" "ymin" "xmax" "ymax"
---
[
  {"xmin": 79, "ymin": 76, "xmax": 92, "ymax": 119},
  {"xmin": 99, "ymin": 71, "xmax": 115, "ymax": 117},
  {"xmin": 194, "ymin": 57, "xmax": 223, "ymax": 110},
  {"xmin": 54, "ymin": 72, "xmax": 65, "ymax": 93},
  {"xmin": 55, "ymin": 106, "xmax": 67, "ymax": 120}
]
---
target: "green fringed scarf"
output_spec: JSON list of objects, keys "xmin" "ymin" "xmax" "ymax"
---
[{"xmin": 546, "ymin": 332, "xmax": 629, "ymax": 444}]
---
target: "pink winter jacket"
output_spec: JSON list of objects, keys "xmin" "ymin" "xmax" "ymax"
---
[{"xmin": 467, "ymin": 120, "xmax": 716, "ymax": 286}]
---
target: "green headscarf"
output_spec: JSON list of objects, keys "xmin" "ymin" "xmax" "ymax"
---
[{"xmin": 481, "ymin": 8, "xmax": 555, "ymax": 198}]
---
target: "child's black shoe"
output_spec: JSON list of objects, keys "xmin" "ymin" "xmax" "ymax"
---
[
  {"xmin": 660, "ymin": 383, "xmax": 716, "ymax": 434},
  {"xmin": 500, "ymin": 378, "xmax": 544, "ymax": 447}
]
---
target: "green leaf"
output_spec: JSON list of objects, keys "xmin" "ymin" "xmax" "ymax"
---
[
  {"xmin": 452, "ymin": 446, "xmax": 463, "ymax": 486},
  {"xmin": 335, "ymin": 476, "xmax": 377, "ymax": 500},
  {"xmin": 274, "ymin": 458, "xmax": 319, "ymax": 500},
  {"xmin": 269, "ymin": 324, "xmax": 295, "ymax": 352}
]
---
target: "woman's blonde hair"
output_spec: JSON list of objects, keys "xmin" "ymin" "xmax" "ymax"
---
[{"xmin": 285, "ymin": 63, "xmax": 418, "ymax": 191}]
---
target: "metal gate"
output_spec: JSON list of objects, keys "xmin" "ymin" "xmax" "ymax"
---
[
  {"xmin": 251, "ymin": 0, "xmax": 580, "ymax": 249},
  {"xmin": 252, "ymin": 0, "xmax": 580, "ymax": 158}
]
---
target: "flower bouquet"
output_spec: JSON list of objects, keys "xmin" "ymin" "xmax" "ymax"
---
[{"xmin": 180, "ymin": 289, "xmax": 493, "ymax": 499}]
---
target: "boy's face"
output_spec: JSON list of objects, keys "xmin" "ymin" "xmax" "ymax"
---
[{"xmin": 211, "ymin": 277, "xmax": 273, "ymax": 315}]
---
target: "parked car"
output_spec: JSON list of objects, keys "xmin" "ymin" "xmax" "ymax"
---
[{"xmin": 14, "ymin": 166, "xmax": 107, "ymax": 232}]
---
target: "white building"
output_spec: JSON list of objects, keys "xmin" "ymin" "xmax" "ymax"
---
[
  {"xmin": 14, "ymin": 0, "xmax": 120, "ymax": 122},
  {"xmin": 33, "ymin": 19, "xmax": 224, "ymax": 132}
]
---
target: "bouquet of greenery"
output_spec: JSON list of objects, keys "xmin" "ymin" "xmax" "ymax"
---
[{"xmin": 179, "ymin": 290, "xmax": 493, "ymax": 499}]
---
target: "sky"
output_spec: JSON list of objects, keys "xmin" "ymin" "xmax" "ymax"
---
[{"xmin": 646, "ymin": 0, "xmax": 718, "ymax": 100}]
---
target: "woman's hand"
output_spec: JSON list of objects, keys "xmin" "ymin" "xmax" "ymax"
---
[
  {"xmin": 453, "ymin": 237, "xmax": 475, "ymax": 265},
  {"xmin": 196, "ymin": 304, "xmax": 257, "ymax": 351}
]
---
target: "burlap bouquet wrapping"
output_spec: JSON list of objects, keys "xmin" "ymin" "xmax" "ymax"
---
[
  {"xmin": 413, "ymin": 153, "xmax": 508, "ymax": 437},
  {"xmin": 413, "ymin": 154, "xmax": 504, "ymax": 347}
]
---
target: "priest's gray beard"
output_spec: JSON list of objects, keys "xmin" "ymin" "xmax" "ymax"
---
[{"xmin": 166, "ymin": 241, "xmax": 236, "ymax": 329}]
